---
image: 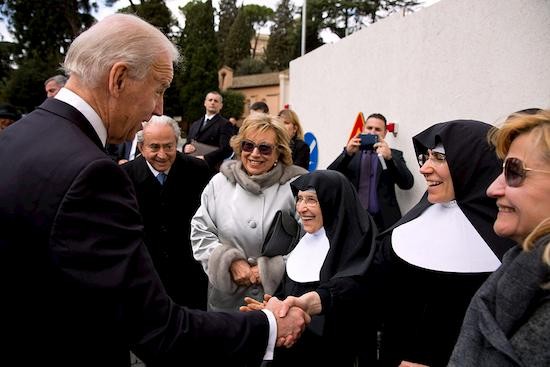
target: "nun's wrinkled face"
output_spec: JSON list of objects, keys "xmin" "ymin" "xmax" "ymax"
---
[
  {"xmin": 419, "ymin": 149, "xmax": 455, "ymax": 203},
  {"xmin": 295, "ymin": 190, "xmax": 323, "ymax": 233}
]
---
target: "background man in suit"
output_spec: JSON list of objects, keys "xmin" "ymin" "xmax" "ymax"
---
[
  {"xmin": 122, "ymin": 115, "xmax": 211, "ymax": 310},
  {"xmin": 183, "ymin": 91, "xmax": 234, "ymax": 171},
  {"xmin": 328, "ymin": 113, "xmax": 414, "ymax": 231},
  {"xmin": 44, "ymin": 74, "xmax": 67, "ymax": 98},
  {"xmin": 0, "ymin": 13, "xmax": 308, "ymax": 366}
]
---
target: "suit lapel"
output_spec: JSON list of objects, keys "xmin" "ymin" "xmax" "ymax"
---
[{"xmin": 37, "ymin": 98, "xmax": 104, "ymax": 151}]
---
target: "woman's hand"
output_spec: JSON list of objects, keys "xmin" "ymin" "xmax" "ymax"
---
[{"xmin": 230, "ymin": 259, "xmax": 253, "ymax": 287}]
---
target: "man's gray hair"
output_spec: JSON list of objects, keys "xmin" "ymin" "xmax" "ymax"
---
[
  {"xmin": 62, "ymin": 14, "xmax": 179, "ymax": 88},
  {"xmin": 137, "ymin": 115, "xmax": 182, "ymax": 146},
  {"xmin": 44, "ymin": 74, "xmax": 67, "ymax": 87}
]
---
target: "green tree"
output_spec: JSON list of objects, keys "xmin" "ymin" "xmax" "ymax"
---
[
  {"xmin": 216, "ymin": 0, "xmax": 238, "ymax": 68},
  {"xmin": 117, "ymin": 0, "xmax": 177, "ymax": 38},
  {"xmin": 177, "ymin": 0, "xmax": 220, "ymax": 126},
  {"xmin": 242, "ymin": 4, "xmax": 273, "ymax": 59},
  {"xmin": 264, "ymin": 0, "xmax": 299, "ymax": 71},
  {"xmin": 223, "ymin": 7, "xmax": 253, "ymax": 69},
  {"xmin": 220, "ymin": 89, "xmax": 245, "ymax": 120}
]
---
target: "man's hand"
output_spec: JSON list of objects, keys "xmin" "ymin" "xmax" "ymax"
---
[
  {"xmin": 266, "ymin": 297, "xmax": 310, "ymax": 348},
  {"xmin": 345, "ymin": 134, "xmax": 361, "ymax": 156},
  {"xmin": 183, "ymin": 143, "xmax": 196, "ymax": 154},
  {"xmin": 375, "ymin": 137, "xmax": 392, "ymax": 160}
]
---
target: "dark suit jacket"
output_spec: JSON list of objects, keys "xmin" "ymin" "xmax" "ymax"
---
[
  {"xmin": 0, "ymin": 98, "xmax": 269, "ymax": 367},
  {"xmin": 121, "ymin": 153, "xmax": 212, "ymax": 309},
  {"xmin": 291, "ymin": 137, "xmax": 310, "ymax": 170},
  {"xmin": 186, "ymin": 114, "xmax": 234, "ymax": 171},
  {"xmin": 328, "ymin": 148, "xmax": 414, "ymax": 230}
]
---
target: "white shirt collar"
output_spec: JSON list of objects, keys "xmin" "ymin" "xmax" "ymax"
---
[
  {"xmin": 55, "ymin": 87, "xmax": 107, "ymax": 147},
  {"xmin": 145, "ymin": 160, "xmax": 169, "ymax": 176}
]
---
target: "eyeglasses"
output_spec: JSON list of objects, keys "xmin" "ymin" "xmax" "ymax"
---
[
  {"xmin": 502, "ymin": 157, "xmax": 550, "ymax": 187},
  {"xmin": 417, "ymin": 150, "xmax": 446, "ymax": 167},
  {"xmin": 241, "ymin": 140, "xmax": 274, "ymax": 155},
  {"xmin": 295, "ymin": 195, "xmax": 319, "ymax": 208}
]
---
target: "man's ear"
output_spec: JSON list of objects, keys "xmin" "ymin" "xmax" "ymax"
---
[{"xmin": 109, "ymin": 62, "xmax": 129, "ymax": 97}]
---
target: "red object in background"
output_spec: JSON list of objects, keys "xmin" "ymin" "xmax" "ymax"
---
[
  {"xmin": 284, "ymin": 104, "xmax": 290, "ymax": 109},
  {"xmin": 386, "ymin": 122, "xmax": 398, "ymax": 136},
  {"xmin": 348, "ymin": 112, "xmax": 365, "ymax": 141}
]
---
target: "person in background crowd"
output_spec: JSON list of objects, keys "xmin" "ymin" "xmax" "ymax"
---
[
  {"xmin": 370, "ymin": 119, "xmax": 515, "ymax": 367},
  {"xmin": 250, "ymin": 101, "xmax": 269, "ymax": 114},
  {"xmin": 44, "ymin": 74, "xmax": 67, "ymax": 98},
  {"xmin": 184, "ymin": 91, "xmax": 234, "ymax": 172},
  {"xmin": 278, "ymin": 108, "xmax": 310, "ymax": 170},
  {"xmin": 328, "ymin": 112, "xmax": 414, "ymax": 231},
  {"xmin": 449, "ymin": 109, "xmax": 550, "ymax": 367},
  {"xmin": 121, "ymin": 115, "xmax": 212, "ymax": 310},
  {"xmin": 191, "ymin": 113, "xmax": 308, "ymax": 312},
  {"xmin": 242, "ymin": 170, "xmax": 377, "ymax": 366},
  {"xmin": 0, "ymin": 13, "xmax": 309, "ymax": 366},
  {"xmin": 0, "ymin": 102, "xmax": 21, "ymax": 132}
]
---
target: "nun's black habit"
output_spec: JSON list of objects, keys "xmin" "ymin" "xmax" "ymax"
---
[
  {"xmin": 271, "ymin": 170, "xmax": 376, "ymax": 366},
  {"xmin": 373, "ymin": 120, "xmax": 515, "ymax": 367}
]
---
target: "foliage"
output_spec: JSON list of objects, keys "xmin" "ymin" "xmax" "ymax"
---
[
  {"xmin": 220, "ymin": 89, "xmax": 245, "ymax": 119},
  {"xmin": 177, "ymin": 0, "xmax": 220, "ymax": 126},
  {"xmin": 223, "ymin": 7, "xmax": 253, "ymax": 69},
  {"xmin": 242, "ymin": 4, "xmax": 273, "ymax": 58},
  {"xmin": 264, "ymin": 0, "xmax": 300, "ymax": 71},
  {"xmin": 235, "ymin": 57, "xmax": 270, "ymax": 76},
  {"xmin": 216, "ymin": 0, "xmax": 238, "ymax": 68},
  {"xmin": 117, "ymin": 0, "xmax": 177, "ymax": 38}
]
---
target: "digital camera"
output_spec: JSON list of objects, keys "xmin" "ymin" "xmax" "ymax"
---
[{"xmin": 360, "ymin": 133, "xmax": 378, "ymax": 151}]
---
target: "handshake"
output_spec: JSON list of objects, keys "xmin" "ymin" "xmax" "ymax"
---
[{"xmin": 240, "ymin": 292, "xmax": 321, "ymax": 348}]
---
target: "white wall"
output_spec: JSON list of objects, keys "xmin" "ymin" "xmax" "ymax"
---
[{"xmin": 289, "ymin": 0, "xmax": 550, "ymax": 213}]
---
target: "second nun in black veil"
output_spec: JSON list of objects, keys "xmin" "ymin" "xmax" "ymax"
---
[
  {"xmin": 242, "ymin": 170, "xmax": 377, "ymax": 366},
  {"xmin": 371, "ymin": 120, "xmax": 516, "ymax": 367}
]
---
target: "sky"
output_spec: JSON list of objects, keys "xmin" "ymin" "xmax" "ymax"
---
[{"xmin": 1, "ymin": 0, "xmax": 440, "ymax": 43}]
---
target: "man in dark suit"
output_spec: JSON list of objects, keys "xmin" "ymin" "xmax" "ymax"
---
[
  {"xmin": 183, "ymin": 91, "xmax": 234, "ymax": 171},
  {"xmin": 328, "ymin": 113, "xmax": 414, "ymax": 231},
  {"xmin": 122, "ymin": 115, "xmax": 211, "ymax": 310},
  {"xmin": 0, "ymin": 13, "xmax": 308, "ymax": 367}
]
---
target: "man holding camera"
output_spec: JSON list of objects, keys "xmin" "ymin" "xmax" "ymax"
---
[{"xmin": 328, "ymin": 113, "xmax": 414, "ymax": 231}]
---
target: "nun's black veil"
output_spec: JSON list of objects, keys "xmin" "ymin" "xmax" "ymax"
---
[
  {"xmin": 385, "ymin": 119, "xmax": 515, "ymax": 259},
  {"xmin": 291, "ymin": 170, "xmax": 377, "ymax": 281}
]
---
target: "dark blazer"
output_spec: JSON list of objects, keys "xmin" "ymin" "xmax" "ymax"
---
[
  {"xmin": 121, "ymin": 153, "xmax": 212, "ymax": 309},
  {"xmin": 0, "ymin": 98, "xmax": 269, "ymax": 367},
  {"xmin": 328, "ymin": 148, "xmax": 414, "ymax": 230},
  {"xmin": 291, "ymin": 137, "xmax": 310, "ymax": 170},
  {"xmin": 186, "ymin": 114, "xmax": 234, "ymax": 171}
]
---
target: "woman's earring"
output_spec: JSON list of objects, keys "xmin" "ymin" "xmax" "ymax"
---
[{"xmin": 274, "ymin": 160, "xmax": 278, "ymax": 167}]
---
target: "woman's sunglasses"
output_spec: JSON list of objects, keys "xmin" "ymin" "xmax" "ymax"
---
[
  {"xmin": 503, "ymin": 157, "xmax": 550, "ymax": 187},
  {"xmin": 241, "ymin": 140, "xmax": 274, "ymax": 156}
]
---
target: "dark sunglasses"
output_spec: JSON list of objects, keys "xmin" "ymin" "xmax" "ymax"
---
[
  {"xmin": 503, "ymin": 157, "xmax": 550, "ymax": 187},
  {"xmin": 241, "ymin": 140, "xmax": 274, "ymax": 155}
]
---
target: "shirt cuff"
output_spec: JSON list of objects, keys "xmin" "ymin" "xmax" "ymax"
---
[{"xmin": 261, "ymin": 309, "xmax": 277, "ymax": 360}]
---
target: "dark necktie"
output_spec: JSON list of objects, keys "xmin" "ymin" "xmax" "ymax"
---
[
  {"xmin": 156, "ymin": 172, "xmax": 167, "ymax": 185},
  {"xmin": 358, "ymin": 151, "xmax": 372, "ymax": 209}
]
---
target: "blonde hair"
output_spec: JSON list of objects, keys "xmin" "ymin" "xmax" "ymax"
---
[
  {"xmin": 523, "ymin": 217, "xmax": 550, "ymax": 267},
  {"xmin": 489, "ymin": 109, "xmax": 550, "ymax": 267},
  {"xmin": 63, "ymin": 14, "xmax": 179, "ymax": 88},
  {"xmin": 230, "ymin": 114, "xmax": 292, "ymax": 166},
  {"xmin": 488, "ymin": 109, "xmax": 550, "ymax": 161},
  {"xmin": 278, "ymin": 109, "xmax": 305, "ymax": 140}
]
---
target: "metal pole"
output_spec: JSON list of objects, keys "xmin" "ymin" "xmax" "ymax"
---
[{"xmin": 301, "ymin": 0, "xmax": 306, "ymax": 56}]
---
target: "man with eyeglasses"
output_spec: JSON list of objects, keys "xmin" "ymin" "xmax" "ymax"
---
[
  {"xmin": 328, "ymin": 112, "xmax": 414, "ymax": 231},
  {"xmin": 122, "ymin": 115, "xmax": 213, "ymax": 310}
]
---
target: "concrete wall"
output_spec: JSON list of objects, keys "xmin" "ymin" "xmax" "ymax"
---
[{"xmin": 289, "ymin": 0, "xmax": 550, "ymax": 213}]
